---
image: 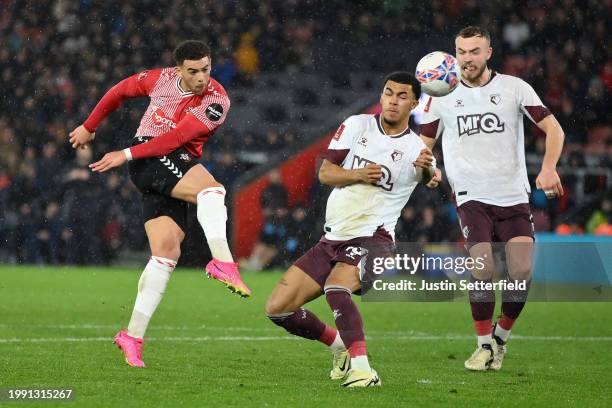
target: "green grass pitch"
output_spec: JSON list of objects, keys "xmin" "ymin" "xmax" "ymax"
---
[{"xmin": 1, "ymin": 266, "xmax": 610, "ymax": 407}]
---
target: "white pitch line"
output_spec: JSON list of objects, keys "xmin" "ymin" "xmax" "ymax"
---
[
  {"xmin": 0, "ymin": 324, "xmax": 279, "ymax": 332},
  {"xmin": 1, "ymin": 334, "xmax": 611, "ymax": 344},
  {"xmin": 0, "ymin": 336, "xmax": 297, "ymax": 344},
  {"xmin": 379, "ymin": 334, "xmax": 612, "ymax": 341},
  {"xmin": 12, "ymin": 324, "xmax": 612, "ymax": 340},
  {"xmin": 2, "ymin": 323, "xmax": 612, "ymax": 342}
]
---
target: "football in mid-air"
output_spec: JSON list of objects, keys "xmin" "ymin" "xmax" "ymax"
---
[{"xmin": 415, "ymin": 51, "xmax": 460, "ymax": 97}]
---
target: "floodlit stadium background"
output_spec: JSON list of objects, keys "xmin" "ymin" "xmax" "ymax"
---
[{"xmin": 0, "ymin": 1, "xmax": 609, "ymax": 267}]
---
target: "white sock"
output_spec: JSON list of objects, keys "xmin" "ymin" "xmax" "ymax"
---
[
  {"xmin": 477, "ymin": 334, "xmax": 493, "ymax": 347},
  {"xmin": 494, "ymin": 325, "xmax": 511, "ymax": 342},
  {"xmin": 127, "ymin": 256, "xmax": 175, "ymax": 338},
  {"xmin": 329, "ymin": 332, "xmax": 346, "ymax": 354},
  {"xmin": 197, "ymin": 187, "xmax": 233, "ymax": 262},
  {"xmin": 350, "ymin": 355, "xmax": 372, "ymax": 371}
]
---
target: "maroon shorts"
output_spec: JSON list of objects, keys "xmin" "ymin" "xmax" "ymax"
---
[
  {"xmin": 456, "ymin": 201, "xmax": 534, "ymax": 247},
  {"xmin": 293, "ymin": 230, "xmax": 394, "ymax": 293}
]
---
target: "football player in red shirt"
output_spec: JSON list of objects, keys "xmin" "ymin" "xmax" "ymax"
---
[{"xmin": 69, "ymin": 40, "xmax": 250, "ymax": 368}]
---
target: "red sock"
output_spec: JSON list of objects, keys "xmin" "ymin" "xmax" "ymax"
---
[
  {"xmin": 498, "ymin": 314, "xmax": 516, "ymax": 331},
  {"xmin": 318, "ymin": 325, "xmax": 337, "ymax": 346},
  {"xmin": 474, "ymin": 319, "xmax": 493, "ymax": 336},
  {"xmin": 348, "ymin": 340, "xmax": 367, "ymax": 357}
]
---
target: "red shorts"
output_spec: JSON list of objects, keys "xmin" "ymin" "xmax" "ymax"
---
[
  {"xmin": 456, "ymin": 201, "xmax": 534, "ymax": 246},
  {"xmin": 293, "ymin": 229, "xmax": 394, "ymax": 293}
]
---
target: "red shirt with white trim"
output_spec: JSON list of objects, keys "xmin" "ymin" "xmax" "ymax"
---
[{"xmin": 83, "ymin": 67, "xmax": 229, "ymax": 159}]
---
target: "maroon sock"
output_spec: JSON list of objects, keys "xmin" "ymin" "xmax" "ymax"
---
[
  {"xmin": 267, "ymin": 308, "xmax": 329, "ymax": 342},
  {"xmin": 469, "ymin": 276, "xmax": 495, "ymax": 324},
  {"xmin": 325, "ymin": 287, "xmax": 365, "ymax": 353},
  {"xmin": 501, "ymin": 279, "xmax": 531, "ymax": 323}
]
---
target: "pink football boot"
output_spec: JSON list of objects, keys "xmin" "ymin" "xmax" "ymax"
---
[
  {"xmin": 205, "ymin": 259, "xmax": 252, "ymax": 298},
  {"xmin": 114, "ymin": 330, "xmax": 146, "ymax": 367}
]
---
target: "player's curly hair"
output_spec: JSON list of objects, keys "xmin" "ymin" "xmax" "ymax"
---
[
  {"xmin": 456, "ymin": 26, "xmax": 491, "ymax": 44},
  {"xmin": 173, "ymin": 40, "xmax": 211, "ymax": 65},
  {"xmin": 383, "ymin": 71, "xmax": 421, "ymax": 100}
]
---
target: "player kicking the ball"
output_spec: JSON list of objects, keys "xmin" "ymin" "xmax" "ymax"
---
[
  {"xmin": 265, "ymin": 72, "xmax": 438, "ymax": 387},
  {"xmin": 68, "ymin": 40, "xmax": 251, "ymax": 368},
  {"xmin": 420, "ymin": 26, "xmax": 564, "ymax": 371}
]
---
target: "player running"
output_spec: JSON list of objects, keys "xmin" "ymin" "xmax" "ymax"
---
[
  {"xmin": 265, "ymin": 72, "xmax": 438, "ymax": 387},
  {"xmin": 68, "ymin": 40, "xmax": 251, "ymax": 368},
  {"xmin": 419, "ymin": 26, "xmax": 564, "ymax": 371}
]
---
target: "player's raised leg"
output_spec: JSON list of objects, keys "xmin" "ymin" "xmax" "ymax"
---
[
  {"xmin": 115, "ymin": 216, "xmax": 183, "ymax": 367},
  {"xmin": 490, "ymin": 235, "xmax": 533, "ymax": 370},
  {"xmin": 265, "ymin": 265, "xmax": 349, "ymax": 379},
  {"xmin": 324, "ymin": 263, "xmax": 381, "ymax": 387},
  {"xmin": 171, "ymin": 164, "xmax": 250, "ymax": 297}
]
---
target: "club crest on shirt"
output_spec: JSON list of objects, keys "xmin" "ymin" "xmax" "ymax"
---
[
  {"xmin": 391, "ymin": 149, "xmax": 404, "ymax": 162},
  {"xmin": 490, "ymin": 93, "xmax": 501, "ymax": 105},
  {"xmin": 462, "ymin": 225, "xmax": 469, "ymax": 239}
]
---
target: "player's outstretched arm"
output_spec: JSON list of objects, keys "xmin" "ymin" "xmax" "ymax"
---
[
  {"xmin": 318, "ymin": 159, "xmax": 382, "ymax": 187},
  {"xmin": 534, "ymin": 115, "xmax": 565, "ymax": 198},
  {"xmin": 69, "ymin": 70, "xmax": 159, "ymax": 150},
  {"xmin": 89, "ymin": 115, "xmax": 210, "ymax": 173},
  {"xmin": 129, "ymin": 115, "xmax": 209, "ymax": 160},
  {"xmin": 89, "ymin": 151, "xmax": 128, "ymax": 173},
  {"xmin": 68, "ymin": 125, "xmax": 95, "ymax": 149},
  {"xmin": 119, "ymin": 94, "xmax": 228, "ymax": 161}
]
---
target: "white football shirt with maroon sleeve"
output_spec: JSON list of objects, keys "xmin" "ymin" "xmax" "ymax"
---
[
  {"xmin": 420, "ymin": 72, "xmax": 551, "ymax": 207},
  {"xmin": 323, "ymin": 114, "xmax": 435, "ymax": 241}
]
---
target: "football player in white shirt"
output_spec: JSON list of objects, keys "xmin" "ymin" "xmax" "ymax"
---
[
  {"xmin": 265, "ymin": 72, "xmax": 437, "ymax": 387},
  {"xmin": 420, "ymin": 26, "xmax": 565, "ymax": 371}
]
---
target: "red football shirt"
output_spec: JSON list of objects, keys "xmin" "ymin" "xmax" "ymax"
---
[{"xmin": 83, "ymin": 67, "xmax": 230, "ymax": 159}]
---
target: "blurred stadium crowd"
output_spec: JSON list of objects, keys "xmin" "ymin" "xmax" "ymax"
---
[{"xmin": 0, "ymin": 0, "xmax": 610, "ymax": 265}]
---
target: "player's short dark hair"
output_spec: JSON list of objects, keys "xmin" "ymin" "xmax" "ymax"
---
[
  {"xmin": 383, "ymin": 71, "xmax": 421, "ymax": 100},
  {"xmin": 173, "ymin": 40, "xmax": 211, "ymax": 65},
  {"xmin": 456, "ymin": 26, "xmax": 491, "ymax": 43}
]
